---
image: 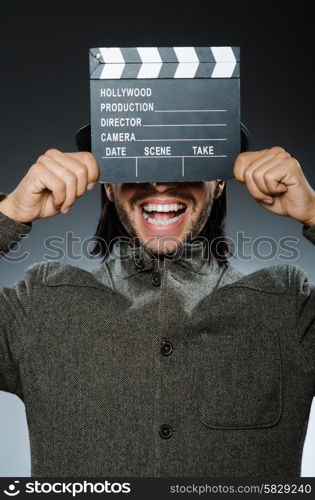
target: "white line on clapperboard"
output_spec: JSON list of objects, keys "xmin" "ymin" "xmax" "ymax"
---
[
  {"xmin": 102, "ymin": 155, "xmax": 227, "ymax": 159},
  {"xmin": 154, "ymin": 110, "xmax": 227, "ymax": 113},
  {"xmin": 143, "ymin": 124, "xmax": 227, "ymax": 127},
  {"xmin": 136, "ymin": 139, "xmax": 227, "ymax": 142},
  {"xmin": 102, "ymin": 155, "xmax": 228, "ymax": 178}
]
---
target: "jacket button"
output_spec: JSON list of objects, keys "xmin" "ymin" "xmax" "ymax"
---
[
  {"xmin": 161, "ymin": 340, "xmax": 173, "ymax": 356},
  {"xmin": 159, "ymin": 424, "xmax": 173, "ymax": 439},
  {"xmin": 151, "ymin": 271, "xmax": 161, "ymax": 286},
  {"xmin": 134, "ymin": 258, "xmax": 145, "ymax": 269}
]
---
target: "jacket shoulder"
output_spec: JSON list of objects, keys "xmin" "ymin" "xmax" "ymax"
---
[
  {"xmin": 220, "ymin": 263, "xmax": 308, "ymax": 295},
  {"xmin": 23, "ymin": 261, "xmax": 114, "ymax": 293}
]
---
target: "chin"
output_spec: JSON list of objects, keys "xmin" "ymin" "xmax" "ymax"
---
[{"xmin": 140, "ymin": 235, "xmax": 184, "ymax": 256}]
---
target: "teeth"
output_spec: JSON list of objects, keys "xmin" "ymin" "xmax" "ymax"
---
[
  {"xmin": 142, "ymin": 203, "xmax": 185, "ymax": 212},
  {"xmin": 142, "ymin": 211, "xmax": 185, "ymax": 225}
]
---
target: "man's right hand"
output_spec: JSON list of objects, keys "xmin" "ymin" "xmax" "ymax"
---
[{"xmin": 0, "ymin": 149, "xmax": 100, "ymax": 223}]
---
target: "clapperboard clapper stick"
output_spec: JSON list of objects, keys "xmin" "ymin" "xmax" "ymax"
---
[{"xmin": 89, "ymin": 46, "xmax": 240, "ymax": 183}]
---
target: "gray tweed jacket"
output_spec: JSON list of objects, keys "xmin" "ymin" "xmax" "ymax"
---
[{"xmin": 1, "ymin": 196, "xmax": 315, "ymax": 477}]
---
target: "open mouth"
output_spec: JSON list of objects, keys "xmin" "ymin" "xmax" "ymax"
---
[{"xmin": 139, "ymin": 201, "xmax": 188, "ymax": 229}]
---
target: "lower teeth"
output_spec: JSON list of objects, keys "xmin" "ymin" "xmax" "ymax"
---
[{"xmin": 142, "ymin": 211, "xmax": 184, "ymax": 225}]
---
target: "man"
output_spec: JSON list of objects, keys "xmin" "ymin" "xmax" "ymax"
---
[{"xmin": 0, "ymin": 146, "xmax": 315, "ymax": 477}]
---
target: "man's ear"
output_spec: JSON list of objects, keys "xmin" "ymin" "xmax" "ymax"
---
[
  {"xmin": 214, "ymin": 180, "xmax": 225, "ymax": 200},
  {"xmin": 104, "ymin": 183, "xmax": 114, "ymax": 202}
]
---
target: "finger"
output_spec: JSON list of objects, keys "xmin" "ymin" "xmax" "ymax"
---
[
  {"xmin": 45, "ymin": 149, "xmax": 89, "ymax": 196},
  {"xmin": 260, "ymin": 159, "xmax": 301, "ymax": 194},
  {"xmin": 234, "ymin": 147, "xmax": 286, "ymax": 182},
  {"xmin": 251, "ymin": 154, "xmax": 291, "ymax": 195},
  {"xmin": 248, "ymin": 152, "xmax": 291, "ymax": 196},
  {"xmin": 64, "ymin": 151, "xmax": 100, "ymax": 187},
  {"xmin": 28, "ymin": 163, "xmax": 67, "ymax": 208},
  {"xmin": 240, "ymin": 152, "xmax": 287, "ymax": 202},
  {"xmin": 36, "ymin": 155, "xmax": 78, "ymax": 212},
  {"xmin": 237, "ymin": 149, "xmax": 290, "ymax": 202},
  {"xmin": 243, "ymin": 167, "xmax": 274, "ymax": 203}
]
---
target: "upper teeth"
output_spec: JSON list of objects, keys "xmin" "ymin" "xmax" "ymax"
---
[{"xmin": 142, "ymin": 203, "xmax": 185, "ymax": 212}]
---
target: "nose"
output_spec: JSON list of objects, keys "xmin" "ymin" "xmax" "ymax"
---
[{"xmin": 149, "ymin": 182, "xmax": 179, "ymax": 192}]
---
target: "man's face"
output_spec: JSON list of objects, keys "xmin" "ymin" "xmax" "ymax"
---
[{"xmin": 104, "ymin": 180, "xmax": 224, "ymax": 255}]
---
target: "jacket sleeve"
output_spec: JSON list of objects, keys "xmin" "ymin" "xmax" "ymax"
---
[
  {"xmin": 295, "ymin": 224, "xmax": 315, "ymax": 382},
  {"xmin": 0, "ymin": 194, "xmax": 35, "ymax": 395}
]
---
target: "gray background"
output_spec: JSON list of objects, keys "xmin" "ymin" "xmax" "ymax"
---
[{"xmin": 0, "ymin": 0, "xmax": 314, "ymax": 476}]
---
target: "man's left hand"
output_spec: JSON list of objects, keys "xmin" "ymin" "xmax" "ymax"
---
[{"xmin": 233, "ymin": 147, "xmax": 315, "ymax": 226}]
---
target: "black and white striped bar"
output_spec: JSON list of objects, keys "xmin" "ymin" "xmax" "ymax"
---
[
  {"xmin": 90, "ymin": 46, "xmax": 240, "ymax": 183},
  {"xmin": 90, "ymin": 47, "xmax": 239, "ymax": 79}
]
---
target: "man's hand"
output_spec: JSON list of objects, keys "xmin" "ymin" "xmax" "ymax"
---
[
  {"xmin": 0, "ymin": 149, "xmax": 100, "ymax": 223},
  {"xmin": 233, "ymin": 147, "xmax": 315, "ymax": 226}
]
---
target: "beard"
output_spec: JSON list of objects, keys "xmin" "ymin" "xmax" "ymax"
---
[{"xmin": 112, "ymin": 191, "xmax": 214, "ymax": 256}]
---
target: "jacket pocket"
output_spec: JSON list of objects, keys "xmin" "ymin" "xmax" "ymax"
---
[{"xmin": 199, "ymin": 333, "xmax": 282, "ymax": 429}]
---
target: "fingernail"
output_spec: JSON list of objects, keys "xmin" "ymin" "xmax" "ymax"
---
[
  {"xmin": 262, "ymin": 198, "xmax": 273, "ymax": 204},
  {"xmin": 87, "ymin": 183, "xmax": 95, "ymax": 190},
  {"xmin": 62, "ymin": 207, "xmax": 70, "ymax": 214}
]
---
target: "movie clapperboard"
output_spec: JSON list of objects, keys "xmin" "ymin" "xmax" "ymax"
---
[{"xmin": 90, "ymin": 46, "xmax": 240, "ymax": 183}]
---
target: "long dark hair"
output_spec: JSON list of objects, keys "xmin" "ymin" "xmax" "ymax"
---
[{"xmin": 90, "ymin": 184, "xmax": 233, "ymax": 267}]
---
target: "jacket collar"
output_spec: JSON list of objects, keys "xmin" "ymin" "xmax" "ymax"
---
[{"xmin": 108, "ymin": 239, "xmax": 223, "ymax": 279}]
